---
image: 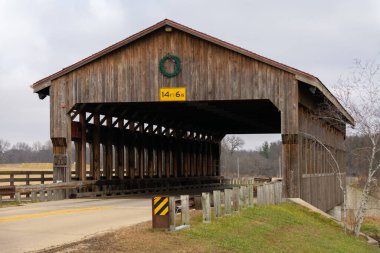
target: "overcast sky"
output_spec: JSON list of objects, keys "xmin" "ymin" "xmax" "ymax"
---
[{"xmin": 0, "ymin": 0, "xmax": 379, "ymax": 150}]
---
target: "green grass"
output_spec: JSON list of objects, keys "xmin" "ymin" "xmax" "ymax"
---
[
  {"xmin": 362, "ymin": 218, "xmax": 380, "ymax": 242},
  {"xmin": 181, "ymin": 203, "xmax": 379, "ymax": 253}
]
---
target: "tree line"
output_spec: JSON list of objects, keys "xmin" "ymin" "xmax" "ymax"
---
[{"xmin": 0, "ymin": 139, "xmax": 52, "ymax": 164}]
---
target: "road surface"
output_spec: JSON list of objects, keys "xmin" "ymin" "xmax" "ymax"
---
[{"xmin": 0, "ymin": 197, "xmax": 151, "ymax": 253}]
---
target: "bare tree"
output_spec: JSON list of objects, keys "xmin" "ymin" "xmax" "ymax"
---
[
  {"xmin": 222, "ymin": 135, "xmax": 245, "ymax": 155},
  {"xmin": 221, "ymin": 135, "xmax": 245, "ymax": 177},
  {"xmin": 334, "ymin": 58, "xmax": 380, "ymax": 236},
  {"xmin": 0, "ymin": 139, "xmax": 10, "ymax": 162}
]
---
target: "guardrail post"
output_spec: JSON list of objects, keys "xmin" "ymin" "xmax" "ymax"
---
[
  {"xmin": 0, "ymin": 195, "xmax": 2, "ymax": 203},
  {"xmin": 194, "ymin": 196, "xmax": 202, "ymax": 210},
  {"xmin": 232, "ymin": 187, "xmax": 239, "ymax": 212},
  {"xmin": 181, "ymin": 195, "xmax": 190, "ymax": 225},
  {"xmin": 202, "ymin": 192, "xmax": 211, "ymax": 223},
  {"xmin": 39, "ymin": 189, "xmax": 45, "ymax": 202},
  {"xmin": 169, "ymin": 196, "xmax": 176, "ymax": 231},
  {"xmin": 47, "ymin": 190, "xmax": 53, "ymax": 201},
  {"xmin": 248, "ymin": 185, "xmax": 254, "ymax": 207},
  {"xmin": 15, "ymin": 192, "xmax": 21, "ymax": 203},
  {"xmin": 31, "ymin": 191, "xmax": 37, "ymax": 202},
  {"xmin": 213, "ymin": 190, "xmax": 221, "ymax": 218},
  {"xmin": 224, "ymin": 189, "xmax": 232, "ymax": 215},
  {"xmin": 239, "ymin": 186, "xmax": 245, "ymax": 208}
]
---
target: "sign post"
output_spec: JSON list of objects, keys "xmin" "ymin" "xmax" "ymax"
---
[{"xmin": 152, "ymin": 196, "xmax": 169, "ymax": 229}]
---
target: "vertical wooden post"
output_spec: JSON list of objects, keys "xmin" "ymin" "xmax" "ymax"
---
[
  {"xmin": 197, "ymin": 139, "xmax": 202, "ymax": 176},
  {"xmin": 139, "ymin": 127, "xmax": 145, "ymax": 179},
  {"xmin": 232, "ymin": 187, "xmax": 240, "ymax": 212},
  {"xmin": 128, "ymin": 128, "xmax": 135, "ymax": 179},
  {"xmin": 282, "ymin": 134, "xmax": 300, "ymax": 198},
  {"xmin": 172, "ymin": 135, "xmax": 178, "ymax": 178},
  {"xmin": 165, "ymin": 140, "xmax": 170, "ymax": 178},
  {"xmin": 213, "ymin": 190, "xmax": 221, "ymax": 218},
  {"xmin": 181, "ymin": 195, "xmax": 190, "ymax": 225},
  {"xmin": 157, "ymin": 140, "xmax": 162, "ymax": 178},
  {"xmin": 202, "ymin": 192, "xmax": 211, "ymax": 223},
  {"xmin": 117, "ymin": 119, "xmax": 125, "ymax": 180},
  {"xmin": 202, "ymin": 142, "xmax": 207, "ymax": 176},
  {"xmin": 40, "ymin": 189, "xmax": 45, "ymax": 202},
  {"xmin": 224, "ymin": 189, "xmax": 232, "ymax": 215},
  {"xmin": 106, "ymin": 116, "xmax": 113, "ymax": 180},
  {"xmin": 248, "ymin": 185, "xmax": 254, "ymax": 207},
  {"xmin": 93, "ymin": 114, "xmax": 101, "ymax": 180},
  {"xmin": 184, "ymin": 140, "xmax": 189, "ymax": 177},
  {"xmin": 169, "ymin": 196, "xmax": 176, "ymax": 231},
  {"xmin": 239, "ymin": 186, "xmax": 245, "ymax": 208},
  {"xmin": 15, "ymin": 193, "xmax": 21, "ymax": 203},
  {"xmin": 31, "ymin": 191, "xmax": 37, "ymax": 202},
  {"xmin": 89, "ymin": 143, "xmax": 94, "ymax": 178},
  {"xmin": 79, "ymin": 112, "xmax": 86, "ymax": 181},
  {"xmin": 74, "ymin": 141, "xmax": 81, "ymax": 178},
  {"xmin": 208, "ymin": 141, "xmax": 212, "ymax": 176}
]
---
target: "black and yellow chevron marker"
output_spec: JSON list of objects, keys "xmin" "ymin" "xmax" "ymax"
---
[{"xmin": 153, "ymin": 196, "xmax": 169, "ymax": 215}]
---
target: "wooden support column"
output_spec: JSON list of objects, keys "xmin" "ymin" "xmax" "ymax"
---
[
  {"xmin": 93, "ymin": 114, "xmax": 101, "ymax": 180},
  {"xmin": 190, "ymin": 139, "xmax": 195, "ymax": 177},
  {"xmin": 282, "ymin": 134, "xmax": 300, "ymax": 198},
  {"xmin": 157, "ymin": 127, "xmax": 162, "ymax": 178},
  {"xmin": 106, "ymin": 116, "xmax": 113, "ymax": 180},
  {"xmin": 139, "ymin": 127, "xmax": 145, "ymax": 179},
  {"xmin": 117, "ymin": 119, "xmax": 124, "ymax": 179},
  {"xmin": 202, "ymin": 141, "xmax": 207, "ymax": 176},
  {"xmin": 172, "ymin": 133, "xmax": 178, "ymax": 178},
  {"xmin": 216, "ymin": 141, "xmax": 221, "ymax": 176},
  {"xmin": 147, "ymin": 125, "xmax": 154, "ymax": 178},
  {"xmin": 74, "ymin": 141, "xmax": 81, "ymax": 178},
  {"xmin": 197, "ymin": 139, "xmax": 202, "ymax": 176},
  {"xmin": 165, "ymin": 137, "xmax": 171, "ymax": 178},
  {"xmin": 52, "ymin": 138, "xmax": 68, "ymax": 183},
  {"xmin": 79, "ymin": 112, "xmax": 86, "ymax": 181},
  {"xmin": 128, "ymin": 121, "xmax": 135, "ymax": 178},
  {"xmin": 207, "ymin": 141, "xmax": 212, "ymax": 176},
  {"xmin": 184, "ymin": 140, "xmax": 189, "ymax": 177}
]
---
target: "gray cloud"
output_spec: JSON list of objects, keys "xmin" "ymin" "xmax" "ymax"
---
[{"xmin": 0, "ymin": 0, "xmax": 379, "ymax": 149}]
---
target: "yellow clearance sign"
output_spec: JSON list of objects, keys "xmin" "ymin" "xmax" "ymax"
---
[{"xmin": 159, "ymin": 87, "xmax": 186, "ymax": 101}]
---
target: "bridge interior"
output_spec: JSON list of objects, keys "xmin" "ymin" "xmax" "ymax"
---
[{"xmin": 69, "ymin": 100, "xmax": 281, "ymax": 184}]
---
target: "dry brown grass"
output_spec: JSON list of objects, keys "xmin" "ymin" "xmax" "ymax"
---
[
  {"xmin": 0, "ymin": 163, "xmax": 53, "ymax": 171},
  {"xmin": 45, "ymin": 217, "xmax": 227, "ymax": 253}
]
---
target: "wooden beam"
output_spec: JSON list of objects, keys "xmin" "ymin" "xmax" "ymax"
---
[
  {"xmin": 117, "ymin": 118, "xmax": 124, "ymax": 179},
  {"xmin": 79, "ymin": 112, "xmax": 86, "ymax": 181},
  {"xmin": 93, "ymin": 114, "xmax": 101, "ymax": 180},
  {"xmin": 106, "ymin": 116, "xmax": 113, "ymax": 180}
]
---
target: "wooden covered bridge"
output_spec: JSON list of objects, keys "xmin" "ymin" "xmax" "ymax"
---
[{"xmin": 31, "ymin": 19, "xmax": 353, "ymax": 212}]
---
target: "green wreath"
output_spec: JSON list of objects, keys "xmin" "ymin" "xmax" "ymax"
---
[{"xmin": 159, "ymin": 54, "xmax": 181, "ymax": 78}]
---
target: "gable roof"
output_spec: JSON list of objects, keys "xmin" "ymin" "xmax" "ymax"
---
[{"xmin": 31, "ymin": 19, "xmax": 354, "ymax": 125}]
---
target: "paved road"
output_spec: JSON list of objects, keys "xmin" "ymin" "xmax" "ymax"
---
[{"xmin": 0, "ymin": 197, "xmax": 151, "ymax": 253}]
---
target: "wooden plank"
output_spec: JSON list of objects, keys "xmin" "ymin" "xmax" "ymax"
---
[
  {"xmin": 93, "ymin": 114, "xmax": 101, "ymax": 180},
  {"xmin": 80, "ymin": 112, "xmax": 86, "ymax": 181}
]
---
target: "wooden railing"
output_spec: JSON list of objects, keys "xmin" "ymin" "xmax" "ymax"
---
[{"xmin": 0, "ymin": 171, "xmax": 54, "ymax": 186}]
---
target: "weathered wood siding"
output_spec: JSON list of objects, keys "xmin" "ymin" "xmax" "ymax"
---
[
  {"xmin": 298, "ymin": 89, "xmax": 346, "ymax": 211},
  {"xmin": 50, "ymin": 29, "xmax": 297, "ymax": 138}
]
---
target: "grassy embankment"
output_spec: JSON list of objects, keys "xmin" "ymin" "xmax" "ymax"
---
[{"xmin": 45, "ymin": 203, "xmax": 379, "ymax": 253}]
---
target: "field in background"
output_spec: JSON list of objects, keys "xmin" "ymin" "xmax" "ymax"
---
[{"xmin": 0, "ymin": 163, "xmax": 53, "ymax": 171}]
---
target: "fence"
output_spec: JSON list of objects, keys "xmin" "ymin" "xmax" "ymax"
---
[
  {"xmin": 0, "ymin": 171, "xmax": 54, "ymax": 186},
  {"xmin": 257, "ymin": 181, "xmax": 283, "ymax": 205},
  {"xmin": 170, "ymin": 182, "xmax": 283, "ymax": 227}
]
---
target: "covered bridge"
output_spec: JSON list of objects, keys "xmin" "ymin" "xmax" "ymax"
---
[{"xmin": 31, "ymin": 19, "xmax": 353, "ymax": 211}]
